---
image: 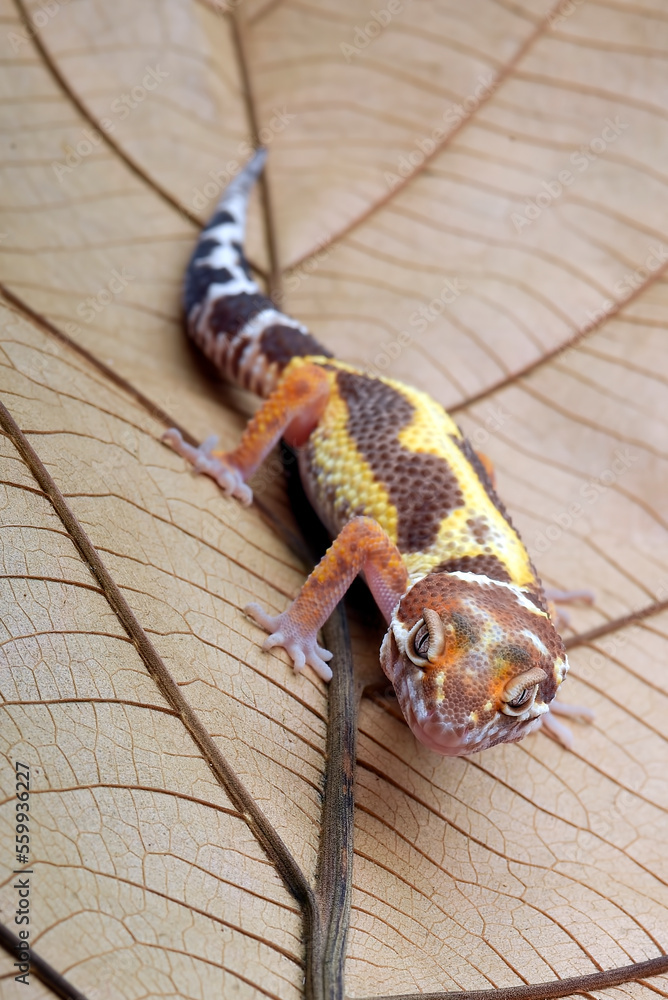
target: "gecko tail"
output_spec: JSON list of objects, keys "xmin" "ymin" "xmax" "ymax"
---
[{"xmin": 183, "ymin": 147, "xmax": 331, "ymax": 398}]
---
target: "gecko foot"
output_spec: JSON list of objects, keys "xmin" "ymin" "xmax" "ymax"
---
[
  {"xmin": 544, "ymin": 587, "xmax": 595, "ymax": 631},
  {"xmin": 539, "ymin": 698, "xmax": 595, "ymax": 750},
  {"xmin": 245, "ymin": 601, "xmax": 333, "ymax": 681},
  {"xmin": 162, "ymin": 428, "xmax": 253, "ymax": 506}
]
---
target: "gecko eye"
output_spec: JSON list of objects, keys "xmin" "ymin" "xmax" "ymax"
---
[
  {"xmin": 406, "ymin": 608, "xmax": 446, "ymax": 666},
  {"xmin": 508, "ymin": 688, "xmax": 534, "ymax": 709},
  {"xmin": 413, "ymin": 623, "xmax": 430, "ymax": 659},
  {"xmin": 500, "ymin": 667, "xmax": 546, "ymax": 716}
]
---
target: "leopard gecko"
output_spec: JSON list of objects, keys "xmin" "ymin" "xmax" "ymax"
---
[{"xmin": 164, "ymin": 148, "xmax": 592, "ymax": 755}]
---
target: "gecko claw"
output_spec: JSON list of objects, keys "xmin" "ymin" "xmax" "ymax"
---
[
  {"xmin": 245, "ymin": 602, "xmax": 334, "ymax": 681},
  {"xmin": 163, "ymin": 428, "xmax": 253, "ymax": 506}
]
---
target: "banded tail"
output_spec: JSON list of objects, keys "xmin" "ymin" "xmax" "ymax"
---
[{"xmin": 184, "ymin": 148, "xmax": 331, "ymax": 397}]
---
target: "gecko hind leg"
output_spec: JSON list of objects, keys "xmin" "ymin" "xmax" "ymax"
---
[
  {"xmin": 163, "ymin": 361, "xmax": 330, "ymax": 506},
  {"xmin": 540, "ymin": 587, "xmax": 596, "ymax": 748},
  {"xmin": 545, "ymin": 586, "xmax": 595, "ymax": 630}
]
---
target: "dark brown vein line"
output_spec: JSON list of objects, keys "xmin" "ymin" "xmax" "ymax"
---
[
  {"xmin": 286, "ymin": 0, "xmax": 566, "ymax": 271},
  {"xmin": 0, "ymin": 574, "xmax": 103, "ymax": 594},
  {"xmin": 0, "ymin": 397, "xmax": 321, "ymax": 984},
  {"xmin": 360, "ymin": 955, "xmax": 668, "ymax": 1000},
  {"xmin": 0, "ymin": 781, "xmax": 244, "ymax": 821},
  {"xmin": 1, "ymin": 697, "xmax": 177, "ymax": 717},
  {"xmin": 490, "ymin": 0, "xmax": 538, "ymax": 23},
  {"xmin": 129, "ymin": 619, "xmax": 327, "ymax": 731},
  {"xmin": 357, "ymin": 750, "xmax": 668, "ymax": 904},
  {"xmin": 449, "ymin": 250, "xmax": 668, "ymax": 413},
  {"xmin": 639, "ymin": 984, "xmax": 668, "ymax": 1000},
  {"xmin": 354, "ymin": 841, "xmax": 594, "ymax": 979},
  {"xmin": 0, "ymin": 922, "xmax": 90, "ymax": 1000},
  {"xmin": 360, "ymin": 697, "xmax": 668, "ymax": 880},
  {"xmin": 0, "ymin": 629, "xmax": 131, "ymax": 650},
  {"xmin": 475, "ymin": 291, "xmax": 544, "ymax": 352},
  {"xmin": 87, "ymin": 495, "xmax": 301, "ymax": 596},
  {"xmin": 0, "ymin": 363, "xmax": 169, "ymax": 445},
  {"xmin": 316, "ymin": 606, "xmax": 357, "ymax": 1000},
  {"xmin": 0, "ymin": 479, "xmax": 49, "ymax": 502},
  {"xmin": 517, "ymin": 381, "xmax": 667, "ymax": 460},
  {"xmin": 551, "ymin": 362, "xmax": 668, "ymax": 435},
  {"xmin": 565, "ymin": 599, "xmax": 668, "ymax": 651},
  {"xmin": 578, "ymin": 642, "xmax": 668, "ymax": 711},
  {"xmin": 9, "ymin": 0, "xmax": 268, "ymax": 279}
]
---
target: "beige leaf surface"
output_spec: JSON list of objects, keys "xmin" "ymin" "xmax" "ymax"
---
[{"xmin": 0, "ymin": 1, "xmax": 667, "ymax": 998}]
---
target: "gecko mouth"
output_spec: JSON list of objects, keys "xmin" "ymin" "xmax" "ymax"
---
[{"xmin": 403, "ymin": 697, "xmax": 543, "ymax": 756}]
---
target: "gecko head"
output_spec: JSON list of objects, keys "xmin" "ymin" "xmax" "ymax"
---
[{"xmin": 380, "ymin": 571, "xmax": 568, "ymax": 756}]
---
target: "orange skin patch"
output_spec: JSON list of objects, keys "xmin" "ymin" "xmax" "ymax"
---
[
  {"xmin": 213, "ymin": 361, "xmax": 331, "ymax": 477},
  {"xmin": 280, "ymin": 516, "xmax": 409, "ymax": 630}
]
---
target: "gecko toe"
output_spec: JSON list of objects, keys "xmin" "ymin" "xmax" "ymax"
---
[
  {"xmin": 244, "ymin": 602, "xmax": 278, "ymax": 632},
  {"xmin": 308, "ymin": 655, "xmax": 333, "ymax": 682}
]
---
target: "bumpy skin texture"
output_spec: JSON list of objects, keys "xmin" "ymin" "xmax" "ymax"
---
[{"xmin": 166, "ymin": 149, "xmax": 580, "ymax": 756}]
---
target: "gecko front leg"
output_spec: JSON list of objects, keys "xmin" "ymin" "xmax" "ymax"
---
[{"xmin": 247, "ymin": 516, "xmax": 409, "ymax": 680}]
